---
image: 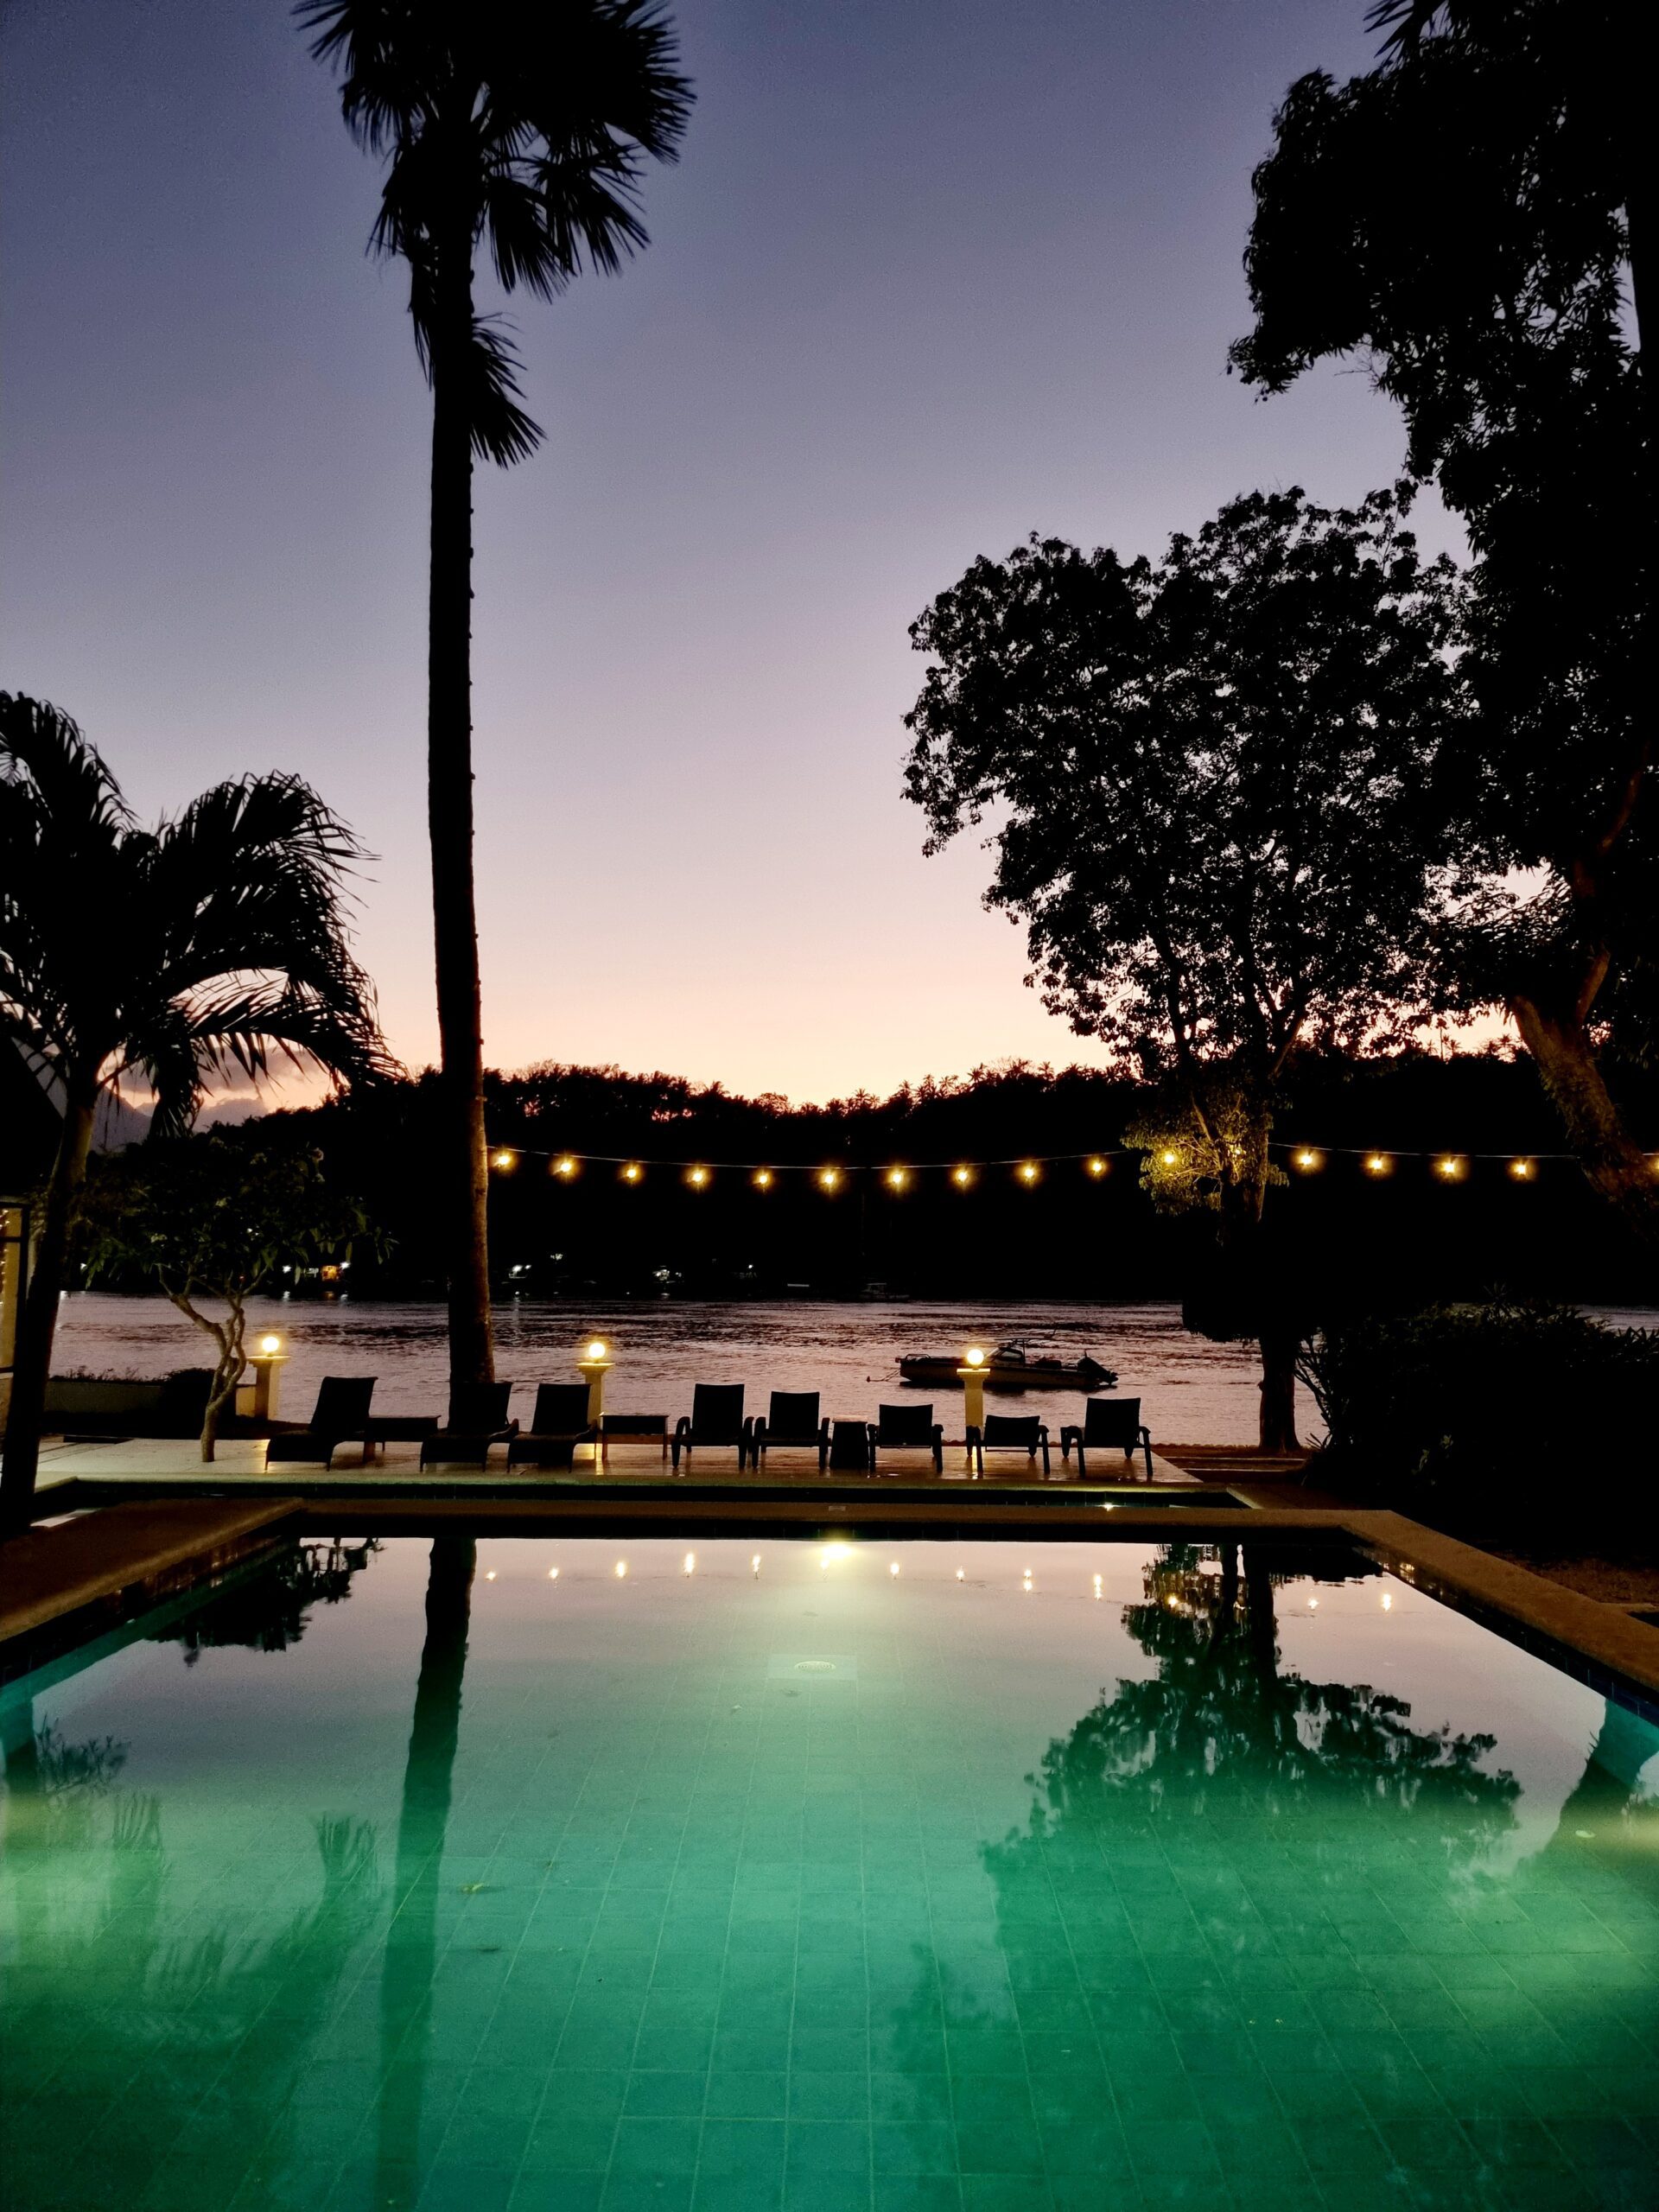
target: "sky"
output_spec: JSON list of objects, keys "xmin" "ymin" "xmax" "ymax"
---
[{"xmin": 2, "ymin": 0, "xmax": 1454, "ymax": 1105}]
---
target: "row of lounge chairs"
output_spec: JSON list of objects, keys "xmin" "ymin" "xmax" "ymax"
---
[{"xmin": 266, "ymin": 1376, "xmax": 1155, "ymax": 1480}]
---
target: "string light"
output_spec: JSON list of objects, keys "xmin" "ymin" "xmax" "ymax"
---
[{"xmin": 480, "ymin": 1141, "xmax": 1595, "ymax": 1181}]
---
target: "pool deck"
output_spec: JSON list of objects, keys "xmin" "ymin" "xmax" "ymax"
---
[{"xmin": 6, "ymin": 1438, "xmax": 1659, "ymax": 1713}]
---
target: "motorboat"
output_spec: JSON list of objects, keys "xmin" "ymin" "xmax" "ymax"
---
[{"xmin": 896, "ymin": 1341, "xmax": 1116, "ymax": 1393}]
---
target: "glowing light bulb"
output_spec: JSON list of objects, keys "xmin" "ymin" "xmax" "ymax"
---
[
  {"xmin": 554, "ymin": 1155, "xmax": 577, "ymax": 1178},
  {"xmin": 683, "ymin": 1554, "xmax": 696, "ymax": 1576},
  {"xmin": 964, "ymin": 1346, "xmax": 986, "ymax": 1369},
  {"xmin": 1160, "ymin": 1149, "xmax": 1178, "ymax": 1167},
  {"xmin": 548, "ymin": 1567, "xmax": 559, "ymax": 1580},
  {"xmin": 1436, "ymin": 1155, "xmax": 1463, "ymax": 1179},
  {"xmin": 1364, "ymin": 1154, "xmax": 1390, "ymax": 1176},
  {"xmin": 688, "ymin": 1166, "xmax": 709, "ymax": 1187},
  {"xmin": 1086, "ymin": 1157, "xmax": 1108, "ymax": 1178},
  {"xmin": 889, "ymin": 1561, "xmax": 899, "ymax": 1578},
  {"xmin": 1093, "ymin": 1573, "xmax": 1103, "ymax": 1594},
  {"xmin": 1294, "ymin": 1149, "xmax": 1319, "ymax": 1171},
  {"xmin": 1017, "ymin": 1161, "xmax": 1039, "ymax": 1184},
  {"xmin": 887, "ymin": 1166, "xmax": 909, "ymax": 1189},
  {"xmin": 614, "ymin": 1561, "xmax": 627, "ymax": 1579},
  {"xmin": 955, "ymin": 1568, "xmax": 964, "ymax": 1581},
  {"xmin": 259, "ymin": 1333, "xmax": 283, "ymax": 1356},
  {"xmin": 492, "ymin": 1149, "xmax": 515, "ymax": 1169},
  {"xmin": 751, "ymin": 1554, "xmax": 761, "ymax": 1573},
  {"xmin": 621, "ymin": 1162, "xmax": 643, "ymax": 1183},
  {"xmin": 1509, "ymin": 1158, "xmax": 1535, "ymax": 1180},
  {"xmin": 1381, "ymin": 1592, "xmax": 1392, "ymax": 1611},
  {"xmin": 819, "ymin": 1167, "xmax": 841, "ymax": 1191},
  {"xmin": 753, "ymin": 1168, "xmax": 773, "ymax": 1190},
  {"xmin": 585, "ymin": 1340, "xmax": 607, "ymax": 1362},
  {"xmin": 485, "ymin": 1571, "xmax": 497, "ymax": 1581},
  {"xmin": 952, "ymin": 1165, "xmax": 973, "ymax": 1186},
  {"xmin": 1307, "ymin": 1596, "xmax": 1319, "ymax": 1611}
]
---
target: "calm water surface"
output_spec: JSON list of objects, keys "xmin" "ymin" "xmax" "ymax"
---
[
  {"xmin": 54, "ymin": 1294, "xmax": 1326, "ymax": 1446},
  {"xmin": 3, "ymin": 1534, "xmax": 1656, "ymax": 2211}
]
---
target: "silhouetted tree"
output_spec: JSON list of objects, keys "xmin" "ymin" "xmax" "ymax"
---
[
  {"xmin": 80, "ymin": 1138, "xmax": 378, "ymax": 1459},
  {"xmin": 0, "ymin": 694, "xmax": 388, "ymax": 1522},
  {"xmin": 904, "ymin": 490, "xmax": 1467, "ymax": 1445},
  {"xmin": 302, "ymin": 3, "xmax": 694, "ymax": 1416},
  {"xmin": 1231, "ymin": 0, "xmax": 1656, "ymax": 1233}
]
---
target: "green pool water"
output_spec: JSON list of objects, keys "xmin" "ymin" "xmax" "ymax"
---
[{"xmin": 3, "ymin": 1535, "xmax": 1657, "ymax": 2212}]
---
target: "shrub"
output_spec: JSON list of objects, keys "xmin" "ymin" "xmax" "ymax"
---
[{"xmin": 1301, "ymin": 1298, "xmax": 1659, "ymax": 1534}]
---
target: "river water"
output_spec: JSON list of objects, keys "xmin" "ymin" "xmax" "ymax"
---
[
  {"xmin": 54, "ymin": 1293, "xmax": 1313, "ymax": 1446},
  {"xmin": 49, "ymin": 1292, "xmax": 1659, "ymax": 1448}
]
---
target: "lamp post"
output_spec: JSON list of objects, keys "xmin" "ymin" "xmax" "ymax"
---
[
  {"xmin": 957, "ymin": 1346, "xmax": 988, "ymax": 1476},
  {"xmin": 576, "ymin": 1338, "xmax": 613, "ymax": 1433},
  {"xmin": 240, "ymin": 1332, "xmax": 288, "ymax": 1421}
]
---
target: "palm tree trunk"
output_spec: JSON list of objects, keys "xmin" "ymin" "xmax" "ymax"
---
[
  {"xmin": 1, "ymin": 1079, "xmax": 96, "ymax": 1530},
  {"xmin": 428, "ymin": 244, "xmax": 494, "ymax": 1410}
]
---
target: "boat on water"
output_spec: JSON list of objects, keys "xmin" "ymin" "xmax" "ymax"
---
[{"xmin": 896, "ymin": 1341, "xmax": 1116, "ymax": 1393}]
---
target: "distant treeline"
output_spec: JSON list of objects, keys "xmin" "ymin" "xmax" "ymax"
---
[{"xmin": 253, "ymin": 1052, "xmax": 1658, "ymax": 1307}]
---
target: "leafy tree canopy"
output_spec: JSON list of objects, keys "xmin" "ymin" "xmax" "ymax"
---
[
  {"xmin": 904, "ymin": 486, "xmax": 1470, "ymax": 1154},
  {"xmin": 79, "ymin": 1130, "xmax": 378, "ymax": 1456}
]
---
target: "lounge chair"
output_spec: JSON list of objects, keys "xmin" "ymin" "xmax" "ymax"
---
[
  {"xmin": 868, "ymin": 1403, "xmax": 944, "ymax": 1474},
  {"xmin": 266, "ymin": 1376, "xmax": 377, "ymax": 1468},
  {"xmin": 506, "ymin": 1383, "xmax": 599, "ymax": 1469},
  {"xmin": 970, "ymin": 1413, "xmax": 1050, "ymax": 1479},
  {"xmin": 1059, "ymin": 1396, "xmax": 1154, "ymax": 1482},
  {"xmin": 671, "ymin": 1384, "xmax": 750, "ymax": 1472},
  {"xmin": 419, "ymin": 1382, "xmax": 519, "ymax": 1468},
  {"xmin": 751, "ymin": 1391, "xmax": 830, "ymax": 1471}
]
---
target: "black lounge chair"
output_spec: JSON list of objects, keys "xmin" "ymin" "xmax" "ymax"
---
[
  {"xmin": 868, "ymin": 1403, "xmax": 944, "ymax": 1474},
  {"xmin": 970, "ymin": 1413, "xmax": 1050, "ymax": 1479},
  {"xmin": 507, "ymin": 1383, "xmax": 599, "ymax": 1469},
  {"xmin": 419, "ymin": 1382, "xmax": 519, "ymax": 1468},
  {"xmin": 751, "ymin": 1391, "xmax": 830, "ymax": 1471},
  {"xmin": 267, "ymin": 1376, "xmax": 377, "ymax": 1468},
  {"xmin": 1059, "ymin": 1395, "xmax": 1154, "ymax": 1482},
  {"xmin": 671, "ymin": 1384, "xmax": 750, "ymax": 1472}
]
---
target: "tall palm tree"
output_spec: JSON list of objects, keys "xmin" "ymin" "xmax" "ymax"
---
[
  {"xmin": 0, "ymin": 692, "xmax": 390, "ymax": 1525},
  {"xmin": 300, "ymin": 2, "xmax": 693, "ymax": 1411}
]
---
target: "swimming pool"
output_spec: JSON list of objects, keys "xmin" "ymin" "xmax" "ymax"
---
[{"xmin": 3, "ymin": 1535, "xmax": 1656, "ymax": 2212}]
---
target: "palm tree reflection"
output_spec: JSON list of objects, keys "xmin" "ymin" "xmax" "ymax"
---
[{"xmin": 374, "ymin": 1536, "xmax": 477, "ymax": 2210}]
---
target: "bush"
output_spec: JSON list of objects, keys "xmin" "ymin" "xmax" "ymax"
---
[{"xmin": 1301, "ymin": 1298, "xmax": 1659, "ymax": 1534}]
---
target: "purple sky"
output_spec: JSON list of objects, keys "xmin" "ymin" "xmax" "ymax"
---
[{"xmin": 3, "ymin": 0, "xmax": 1452, "ymax": 1104}]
